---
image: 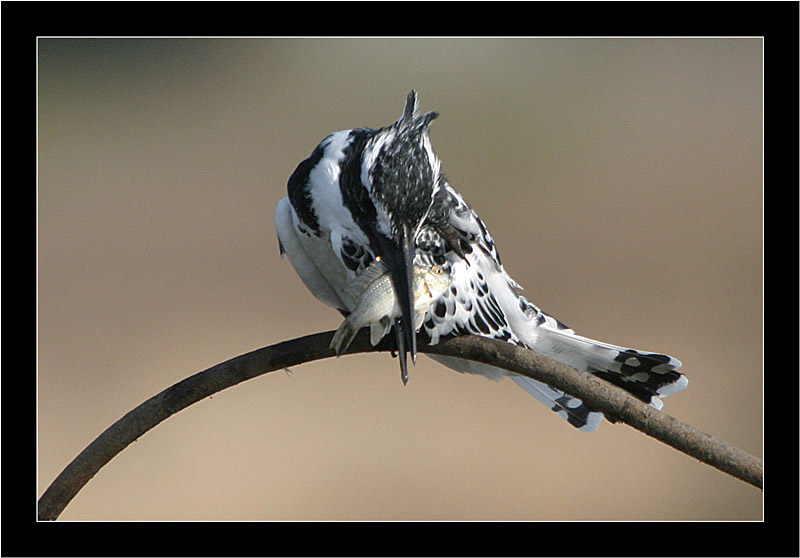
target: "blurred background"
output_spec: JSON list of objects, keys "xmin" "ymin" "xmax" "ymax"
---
[{"xmin": 38, "ymin": 38, "xmax": 762, "ymax": 521}]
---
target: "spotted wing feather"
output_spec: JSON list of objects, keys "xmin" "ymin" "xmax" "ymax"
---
[{"xmin": 412, "ymin": 185, "xmax": 684, "ymax": 431}]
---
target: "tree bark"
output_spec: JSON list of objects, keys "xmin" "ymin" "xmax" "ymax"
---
[{"xmin": 38, "ymin": 330, "xmax": 763, "ymax": 521}]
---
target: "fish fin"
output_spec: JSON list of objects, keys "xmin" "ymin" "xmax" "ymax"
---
[
  {"xmin": 370, "ymin": 316, "xmax": 392, "ymax": 346},
  {"xmin": 414, "ymin": 307, "xmax": 426, "ymax": 331},
  {"xmin": 345, "ymin": 258, "xmax": 389, "ymax": 298}
]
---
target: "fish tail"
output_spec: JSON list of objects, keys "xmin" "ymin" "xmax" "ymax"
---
[{"xmin": 330, "ymin": 317, "xmax": 358, "ymax": 356}]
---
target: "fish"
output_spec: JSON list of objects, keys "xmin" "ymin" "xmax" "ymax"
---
[{"xmin": 329, "ymin": 258, "xmax": 452, "ymax": 356}]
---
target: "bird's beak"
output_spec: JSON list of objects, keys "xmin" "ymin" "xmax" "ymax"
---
[{"xmin": 378, "ymin": 226, "xmax": 417, "ymax": 384}]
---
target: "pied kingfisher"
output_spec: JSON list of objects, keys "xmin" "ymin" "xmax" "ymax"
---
[{"xmin": 275, "ymin": 91, "xmax": 687, "ymax": 432}]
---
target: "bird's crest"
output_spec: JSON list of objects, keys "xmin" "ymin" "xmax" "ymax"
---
[{"xmin": 397, "ymin": 89, "xmax": 439, "ymax": 132}]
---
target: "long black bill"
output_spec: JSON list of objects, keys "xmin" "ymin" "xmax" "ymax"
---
[{"xmin": 378, "ymin": 226, "xmax": 417, "ymax": 385}]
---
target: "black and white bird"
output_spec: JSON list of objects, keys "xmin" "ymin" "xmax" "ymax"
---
[{"xmin": 275, "ymin": 91, "xmax": 687, "ymax": 432}]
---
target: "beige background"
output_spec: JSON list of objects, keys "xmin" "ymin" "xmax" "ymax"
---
[{"xmin": 38, "ymin": 38, "xmax": 762, "ymax": 521}]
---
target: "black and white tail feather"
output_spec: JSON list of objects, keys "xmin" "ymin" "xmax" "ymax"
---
[{"xmin": 275, "ymin": 90, "xmax": 687, "ymax": 432}]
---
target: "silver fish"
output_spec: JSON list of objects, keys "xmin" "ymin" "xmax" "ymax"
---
[{"xmin": 330, "ymin": 258, "xmax": 452, "ymax": 356}]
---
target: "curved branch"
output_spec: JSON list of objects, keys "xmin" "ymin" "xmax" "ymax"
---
[{"xmin": 38, "ymin": 331, "xmax": 763, "ymax": 520}]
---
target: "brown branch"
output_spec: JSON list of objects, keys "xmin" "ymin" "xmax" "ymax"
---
[{"xmin": 37, "ymin": 331, "xmax": 763, "ymax": 520}]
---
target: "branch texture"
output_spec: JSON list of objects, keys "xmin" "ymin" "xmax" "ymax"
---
[{"xmin": 38, "ymin": 331, "xmax": 763, "ymax": 520}]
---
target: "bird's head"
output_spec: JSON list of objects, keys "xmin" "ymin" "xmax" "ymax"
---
[
  {"xmin": 362, "ymin": 90, "xmax": 442, "ymax": 381},
  {"xmin": 366, "ymin": 90, "xmax": 441, "ymax": 237}
]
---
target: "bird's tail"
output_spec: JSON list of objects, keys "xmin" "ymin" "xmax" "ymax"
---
[
  {"xmin": 539, "ymin": 326, "xmax": 686, "ymax": 404},
  {"xmin": 508, "ymin": 325, "xmax": 687, "ymax": 431}
]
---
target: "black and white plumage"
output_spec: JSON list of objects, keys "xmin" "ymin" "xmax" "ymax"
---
[{"xmin": 275, "ymin": 91, "xmax": 687, "ymax": 432}]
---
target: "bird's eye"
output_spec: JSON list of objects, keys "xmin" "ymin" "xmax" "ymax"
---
[{"xmin": 432, "ymin": 265, "xmax": 443, "ymax": 275}]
